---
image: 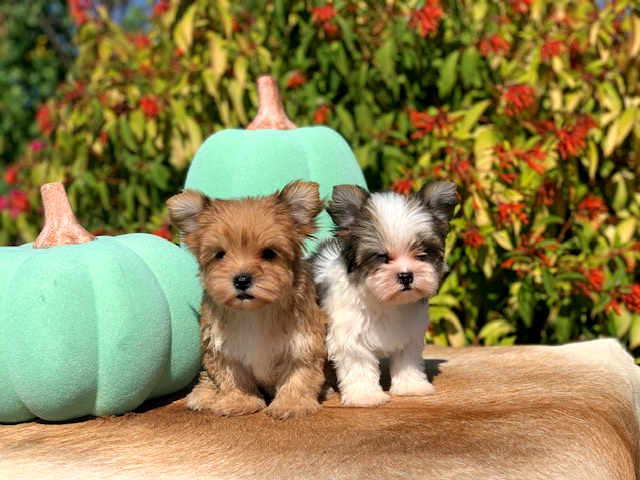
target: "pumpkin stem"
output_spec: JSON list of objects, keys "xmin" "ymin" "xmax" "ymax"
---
[
  {"xmin": 33, "ymin": 182, "xmax": 97, "ymax": 249},
  {"xmin": 246, "ymin": 75, "xmax": 297, "ymax": 130}
]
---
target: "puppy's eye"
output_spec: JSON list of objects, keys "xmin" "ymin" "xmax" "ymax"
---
[
  {"xmin": 375, "ymin": 253, "xmax": 390, "ymax": 264},
  {"xmin": 215, "ymin": 251, "xmax": 226, "ymax": 260},
  {"xmin": 262, "ymin": 248, "xmax": 277, "ymax": 261},
  {"xmin": 417, "ymin": 253, "xmax": 430, "ymax": 262}
]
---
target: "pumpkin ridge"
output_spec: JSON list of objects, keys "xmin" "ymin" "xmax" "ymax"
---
[
  {"xmin": 88, "ymin": 237, "xmax": 171, "ymax": 416},
  {"xmin": 110, "ymin": 233, "xmax": 202, "ymax": 399},
  {"xmin": 0, "ymin": 249, "xmax": 38, "ymax": 422},
  {"xmin": 5, "ymin": 245, "xmax": 100, "ymax": 421}
]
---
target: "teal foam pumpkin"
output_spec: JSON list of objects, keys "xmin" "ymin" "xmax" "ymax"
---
[
  {"xmin": 184, "ymin": 75, "xmax": 368, "ymax": 245},
  {"xmin": 0, "ymin": 183, "xmax": 202, "ymax": 423}
]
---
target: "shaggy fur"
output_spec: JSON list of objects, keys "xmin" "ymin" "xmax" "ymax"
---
[
  {"xmin": 167, "ymin": 181, "xmax": 327, "ymax": 419},
  {"xmin": 2, "ymin": 340, "xmax": 639, "ymax": 479},
  {"xmin": 310, "ymin": 181, "xmax": 459, "ymax": 407}
]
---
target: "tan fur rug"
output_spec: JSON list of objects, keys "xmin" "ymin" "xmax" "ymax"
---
[{"xmin": 2, "ymin": 338, "xmax": 638, "ymax": 479}]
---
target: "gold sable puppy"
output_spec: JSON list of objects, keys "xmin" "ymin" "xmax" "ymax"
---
[{"xmin": 167, "ymin": 181, "xmax": 327, "ymax": 419}]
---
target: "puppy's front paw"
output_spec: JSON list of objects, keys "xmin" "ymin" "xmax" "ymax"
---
[
  {"xmin": 187, "ymin": 383, "xmax": 266, "ymax": 416},
  {"xmin": 341, "ymin": 388, "xmax": 390, "ymax": 407},
  {"xmin": 265, "ymin": 397, "xmax": 321, "ymax": 420},
  {"xmin": 389, "ymin": 377, "xmax": 436, "ymax": 397}
]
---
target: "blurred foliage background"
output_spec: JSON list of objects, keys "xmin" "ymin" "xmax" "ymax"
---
[{"xmin": 1, "ymin": 0, "xmax": 639, "ymax": 356}]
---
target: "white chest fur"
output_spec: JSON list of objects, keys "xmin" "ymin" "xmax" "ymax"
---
[
  {"xmin": 212, "ymin": 306, "xmax": 291, "ymax": 387},
  {"xmin": 327, "ymin": 294, "xmax": 429, "ymax": 358}
]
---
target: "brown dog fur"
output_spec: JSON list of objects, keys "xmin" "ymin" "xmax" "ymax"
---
[
  {"xmin": 166, "ymin": 181, "xmax": 327, "ymax": 419},
  {"xmin": 2, "ymin": 340, "xmax": 639, "ymax": 479}
]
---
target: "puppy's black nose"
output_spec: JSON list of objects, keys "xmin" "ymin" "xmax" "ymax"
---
[
  {"xmin": 234, "ymin": 274, "xmax": 253, "ymax": 291},
  {"xmin": 397, "ymin": 272, "xmax": 414, "ymax": 286}
]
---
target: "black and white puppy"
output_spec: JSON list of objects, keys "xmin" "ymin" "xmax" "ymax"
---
[{"xmin": 310, "ymin": 181, "xmax": 459, "ymax": 407}]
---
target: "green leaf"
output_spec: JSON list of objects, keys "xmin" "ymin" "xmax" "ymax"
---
[
  {"xmin": 473, "ymin": 126, "xmax": 498, "ymax": 178},
  {"xmin": 437, "ymin": 50, "xmax": 460, "ymax": 99},
  {"xmin": 208, "ymin": 33, "xmax": 228, "ymax": 87},
  {"xmin": 430, "ymin": 306, "xmax": 466, "ymax": 347},
  {"xmin": 629, "ymin": 314, "xmax": 640, "ymax": 350},
  {"xmin": 616, "ymin": 218, "xmax": 637, "ymax": 245},
  {"xmin": 492, "ymin": 230, "xmax": 514, "ymax": 251},
  {"xmin": 478, "ymin": 319, "xmax": 515, "ymax": 345},
  {"xmin": 335, "ymin": 104, "xmax": 355, "ymax": 139},
  {"xmin": 554, "ymin": 316, "xmax": 573, "ymax": 343},
  {"xmin": 603, "ymin": 109, "xmax": 635, "ymax": 157},
  {"xmin": 460, "ymin": 46, "xmax": 481, "ymax": 88},
  {"xmin": 374, "ymin": 38, "xmax": 396, "ymax": 83},
  {"xmin": 173, "ymin": 4, "xmax": 197, "ymax": 53},
  {"xmin": 118, "ymin": 120, "xmax": 138, "ymax": 151},
  {"xmin": 518, "ymin": 280, "xmax": 535, "ymax": 328},
  {"xmin": 628, "ymin": 14, "xmax": 640, "ymax": 58},
  {"xmin": 457, "ymin": 100, "xmax": 491, "ymax": 134},
  {"xmin": 129, "ymin": 110, "xmax": 145, "ymax": 142},
  {"xmin": 586, "ymin": 140, "xmax": 598, "ymax": 181}
]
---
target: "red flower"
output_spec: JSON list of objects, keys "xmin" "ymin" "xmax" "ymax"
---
[
  {"xmin": 129, "ymin": 34, "xmax": 151, "ymax": 49},
  {"xmin": 606, "ymin": 298, "xmax": 621, "ymax": 315},
  {"xmin": 501, "ymin": 257, "xmax": 515, "ymax": 269},
  {"xmin": 10, "ymin": 190, "xmax": 29, "ymax": 213},
  {"xmin": 311, "ymin": 5, "xmax": 337, "ymax": 22},
  {"xmin": 510, "ymin": 0, "xmax": 531, "ymax": 14},
  {"xmin": 620, "ymin": 284, "xmax": 640, "ymax": 314},
  {"xmin": 3, "ymin": 165, "xmax": 20, "ymax": 185},
  {"xmin": 576, "ymin": 195, "xmax": 607, "ymax": 221},
  {"xmin": 502, "ymin": 84, "xmax": 535, "ymax": 117},
  {"xmin": 462, "ymin": 227, "xmax": 485, "ymax": 249},
  {"xmin": 495, "ymin": 143, "xmax": 547, "ymax": 176},
  {"xmin": 531, "ymin": 119, "xmax": 555, "ymax": 135},
  {"xmin": 577, "ymin": 266, "xmax": 605, "ymax": 299},
  {"xmin": 313, "ymin": 105, "xmax": 331, "ymax": 124},
  {"xmin": 63, "ymin": 81, "xmax": 86, "ymax": 102},
  {"xmin": 409, "ymin": 108, "xmax": 454, "ymax": 138},
  {"xmin": 585, "ymin": 267, "xmax": 605, "ymax": 291},
  {"xmin": 29, "ymin": 140, "xmax": 46, "ymax": 152},
  {"xmin": 2, "ymin": 190, "xmax": 30, "ymax": 219},
  {"xmin": 535, "ymin": 179, "xmax": 556, "ymax": 207},
  {"xmin": 36, "ymin": 104, "xmax": 54, "ymax": 136},
  {"xmin": 391, "ymin": 176, "xmax": 413, "ymax": 195},
  {"xmin": 286, "ymin": 71, "xmax": 307, "ymax": 89},
  {"xmin": 69, "ymin": 0, "xmax": 92, "ymax": 26},
  {"xmin": 152, "ymin": 224, "xmax": 174, "ymax": 242},
  {"xmin": 409, "ymin": 0, "xmax": 444, "ymax": 38},
  {"xmin": 479, "ymin": 35, "xmax": 511, "ymax": 57},
  {"xmin": 519, "ymin": 145, "xmax": 546, "ymax": 174},
  {"xmin": 496, "ymin": 201, "xmax": 528, "ymax": 227},
  {"xmin": 540, "ymin": 38, "xmax": 565, "ymax": 62},
  {"xmin": 139, "ymin": 95, "xmax": 162, "ymax": 119},
  {"xmin": 310, "ymin": 5, "xmax": 339, "ymax": 36},
  {"xmin": 323, "ymin": 22, "xmax": 338, "ymax": 36},
  {"xmin": 153, "ymin": 0, "xmax": 171, "ymax": 17},
  {"xmin": 554, "ymin": 116, "xmax": 596, "ymax": 159}
]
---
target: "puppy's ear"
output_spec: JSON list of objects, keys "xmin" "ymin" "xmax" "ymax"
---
[
  {"xmin": 327, "ymin": 184, "xmax": 369, "ymax": 230},
  {"xmin": 414, "ymin": 181, "xmax": 459, "ymax": 223},
  {"xmin": 278, "ymin": 181, "xmax": 323, "ymax": 232},
  {"xmin": 167, "ymin": 190, "xmax": 211, "ymax": 235}
]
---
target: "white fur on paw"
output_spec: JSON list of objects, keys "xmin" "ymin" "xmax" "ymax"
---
[
  {"xmin": 390, "ymin": 377, "xmax": 436, "ymax": 397},
  {"xmin": 341, "ymin": 388, "xmax": 390, "ymax": 407}
]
